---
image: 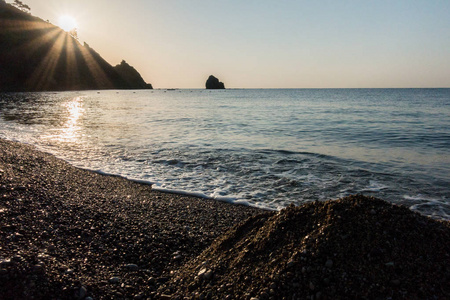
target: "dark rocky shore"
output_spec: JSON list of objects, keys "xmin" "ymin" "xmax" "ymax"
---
[
  {"xmin": 1, "ymin": 139, "xmax": 449, "ymax": 299},
  {"xmin": 0, "ymin": 139, "xmax": 260, "ymax": 299}
]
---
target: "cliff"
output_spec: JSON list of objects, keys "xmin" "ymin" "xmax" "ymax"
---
[
  {"xmin": 114, "ymin": 60, "xmax": 152, "ymax": 89},
  {"xmin": 0, "ymin": 1, "xmax": 152, "ymax": 91}
]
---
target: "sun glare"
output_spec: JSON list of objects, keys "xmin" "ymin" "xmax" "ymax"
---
[{"xmin": 58, "ymin": 15, "xmax": 77, "ymax": 32}]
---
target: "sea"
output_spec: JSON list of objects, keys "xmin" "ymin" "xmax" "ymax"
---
[{"xmin": 0, "ymin": 89, "xmax": 449, "ymax": 220}]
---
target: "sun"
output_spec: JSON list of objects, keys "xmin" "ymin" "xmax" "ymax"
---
[{"xmin": 58, "ymin": 15, "xmax": 78, "ymax": 32}]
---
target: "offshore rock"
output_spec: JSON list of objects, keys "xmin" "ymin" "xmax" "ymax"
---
[{"xmin": 206, "ymin": 75, "xmax": 225, "ymax": 89}]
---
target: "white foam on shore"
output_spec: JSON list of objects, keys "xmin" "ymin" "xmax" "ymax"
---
[
  {"xmin": 360, "ymin": 180, "xmax": 389, "ymax": 192},
  {"xmin": 152, "ymin": 186, "xmax": 210, "ymax": 199},
  {"xmin": 0, "ymin": 132, "xmax": 276, "ymax": 211},
  {"xmin": 89, "ymin": 169, "xmax": 273, "ymax": 210},
  {"xmin": 405, "ymin": 195, "xmax": 450, "ymax": 221},
  {"xmin": 151, "ymin": 185, "xmax": 275, "ymax": 210}
]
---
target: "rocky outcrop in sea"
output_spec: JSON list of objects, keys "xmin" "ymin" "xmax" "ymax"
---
[{"xmin": 206, "ymin": 75, "xmax": 225, "ymax": 89}]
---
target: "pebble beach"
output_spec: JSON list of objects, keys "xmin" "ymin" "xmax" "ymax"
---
[
  {"xmin": 0, "ymin": 139, "xmax": 261, "ymax": 299},
  {"xmin": 1, "ymin": 138, "xmax": 449, "ymax": 299}
]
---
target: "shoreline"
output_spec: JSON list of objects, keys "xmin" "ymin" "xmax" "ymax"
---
[
  {"xmin": 1, "ymin": 89, "xmax": 449, "ymax": 221},
  {"xmin": 0, "ymin": 139, "xmax": 262, "ymax": 299},
  {"xmin": 1, "ymin": 139, "xmax": 449, "ymax": 299}
]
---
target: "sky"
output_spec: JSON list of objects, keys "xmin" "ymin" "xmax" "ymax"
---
[{"xmin": 11, "ymin": 0, "xmax": 450, "ymax": 88}]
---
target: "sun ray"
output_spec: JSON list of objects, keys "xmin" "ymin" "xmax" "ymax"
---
[
  {"xmin": 64, "ymin": 34, "xmax": 81, "ymax": 89},
  {"xmin": 16, "ymin": 27, "xmax": 61, "ymax": 58},
  {"xmin": 26, "ymin": 31, "xmax": 66, "ymax": 90},
  {"xmin": 78, "ymin": 44, "xmax": 114, "ymax": 89},
  {"xmin": 0, "ymin": 19, "xmax": 54, "ymax": 32},
  {"xmin": 1, "ymin": 10, "xmax": 117, "ymax": 91}
]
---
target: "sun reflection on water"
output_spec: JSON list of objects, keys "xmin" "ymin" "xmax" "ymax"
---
[{"xmin": 51, "ymin": 96, "xmax": 85, "ymax": 142}]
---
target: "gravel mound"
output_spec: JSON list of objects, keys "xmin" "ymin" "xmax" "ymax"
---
[{"xmin": 160, "ymin": 195, "xmax": 450, "ymax": 299}]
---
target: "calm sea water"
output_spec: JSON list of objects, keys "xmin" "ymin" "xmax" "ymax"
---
[{"xmin": 0, "ymin": 89, "xmax": 449, "ymax": 219}]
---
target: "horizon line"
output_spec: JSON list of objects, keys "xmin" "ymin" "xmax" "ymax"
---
[{"xmin": 151, "ymin": 87, "xmax": 450, "ymax": 90}]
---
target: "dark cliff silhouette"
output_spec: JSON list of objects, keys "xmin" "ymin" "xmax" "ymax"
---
[
  {"xmin": 206, "ymin": 75, "xmax": 225, "ymax": 89},
  {"xmin": 114, "ymin": 60, "xmax": 152, "ymax": 89},
  {"xmin": 0, "ymin": 1, "xmax": 152, "ymax": 92}
]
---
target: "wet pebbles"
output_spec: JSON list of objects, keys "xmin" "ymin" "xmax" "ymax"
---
[{"xmin": 0, "ymin": 139, "xmax": 260, "ymax": 299}]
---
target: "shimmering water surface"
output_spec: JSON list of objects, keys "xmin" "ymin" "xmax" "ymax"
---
[{"xmin": 1, "ymin": 89, "xmax": 449, "ymax": 219}]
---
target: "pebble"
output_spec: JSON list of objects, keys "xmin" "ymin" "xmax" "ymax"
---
[
  {"xmin": 325, "ymin": 259, "xmax": 333, "ymax": 268},
  {"xmin": 259, "ymin": 291, "xmax": 269, "ymax": 300},
  {"xmin": 65, "ymin": 269, "xmax": 74, "ymax": 275},
  {"xmin": 77, "ymin": 286, "xmax": 87, "ymax": 299},
  {"xmin": 385, "ymin": 262, "xmax": 395, "ymax": 267},
  {"xmin": 391, "ymin": 279, "xmax": 400, "ymax": 286},
  {"xmin": 287, "ymin": 260, "xmax": 296, "ymax": 268},
  {"xmin": 125, "ymin": 264, "xmax": 139, "ymax": 271},
  {"xmin": 33, "ymin": 264, "xmax": 44, "ymax": 273},
  {"xmin": 11, "ymin": 255, "xmax": 23, "ymax": 262},
  {"xmin": 173, "ymin": 254, "xmax": 182, "ymax": 261},
  {"xmin": 0, "ymin": 259, "xmax": 12, "ymax": 267},
  {"xmin": 157, "ymin": 276, "xmax": 169, "ymax": 283},
  {"xmin": 206, "ymin": 270, "xmax": 215, "ymax": 280},
  {"xmin": 109, "ymin": 277, "xmax": 120, "ymax": 284},
  {"xmin": 198, "ymin": 268, "xmax": 207, "ymax": 277}
]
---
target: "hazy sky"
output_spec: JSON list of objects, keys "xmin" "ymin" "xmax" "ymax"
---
[{"xmin": 15, "ymin": 0, "xmax": 450, "ymax": 88}]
